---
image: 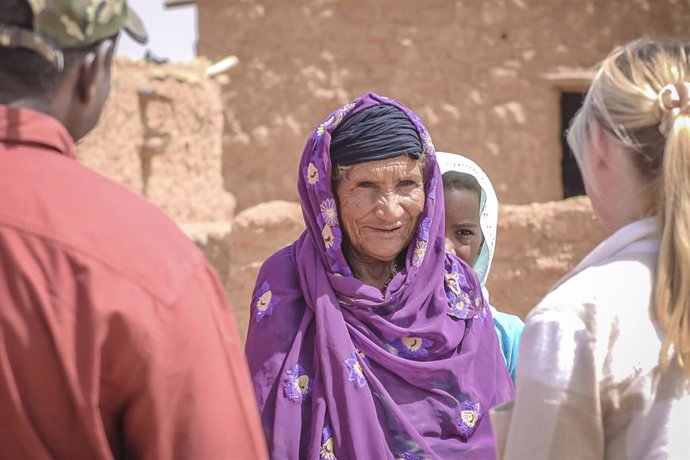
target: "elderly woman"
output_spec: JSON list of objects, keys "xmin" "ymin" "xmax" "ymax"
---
[{"xmin": 246, "ymin": 93, "xmax": 514, "ymax": 459}]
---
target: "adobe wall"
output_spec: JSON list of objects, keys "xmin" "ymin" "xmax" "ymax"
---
[{"xmin": 197, "ymin": 0, "xmax": 690, "ymax": 211}]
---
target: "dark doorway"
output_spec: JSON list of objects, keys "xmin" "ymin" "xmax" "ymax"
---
[{"xmin": 561, "ymin": 92, "xmax": 586, "ymax": 198}]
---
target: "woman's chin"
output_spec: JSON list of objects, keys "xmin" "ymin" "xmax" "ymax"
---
[{"xmin": 359, "ymin": 244, "xmax": 406, "ymax": 262}]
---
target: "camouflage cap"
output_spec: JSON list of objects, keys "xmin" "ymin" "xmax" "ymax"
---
[{"xmin": 0, "ymin": 0, "xmax": 147, "ymax": 69}]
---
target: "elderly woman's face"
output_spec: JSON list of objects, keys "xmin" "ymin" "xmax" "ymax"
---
[{"xmin": 336, "ymin": 155, "xmax": 425, "ymax": 263}]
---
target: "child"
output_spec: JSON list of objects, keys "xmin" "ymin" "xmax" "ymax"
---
[{"xmin": 437, "ymin": 151, "xmax": 524, "ymax": 382}]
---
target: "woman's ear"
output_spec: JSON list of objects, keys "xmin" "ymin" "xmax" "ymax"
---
[{"xmin": 588, "ymin": 121, "xmax": 612, "ymax": 172}]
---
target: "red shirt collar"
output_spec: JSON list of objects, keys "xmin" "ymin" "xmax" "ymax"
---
[{"xmin": 0, "ymin": 104, "xmax": 76, "ymax": 159}]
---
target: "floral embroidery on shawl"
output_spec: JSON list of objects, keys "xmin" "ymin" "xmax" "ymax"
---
[
  {"xmin": 284, "ymin": 364, "xmax": 313, "ymax": 402},
  {"xmin": 322, "ymin": 225, "xmax": 335, "ymax": 249},
  {"xmin": 307, "ymin": 162, "xmax": 319, "ymax": 184},
  {"xmin": 345, "ymin": 351, "xmax": 367, "ymax": 387},
  {"xmin": 418, "ymin": 217, "xmax": 432, "ymax": 242},
  {"xmin": 317, "ymin": 102, "xmax": 356, "ymax": 137},
  {"xmin": 334, "ymin": 102, "xmax": 356, "ymax": 126},
  {"xmin": 320, "ymin": 198, "xmax": 339, "ymax": 226},
  {"xmin": 421, "ymin": 130, "xmax": 434, "ymax": 156},
  {"xmin": 444, "ymin": 261, "xmax": 482, "ymax": 320},
  {"xmin": 396, "ymin": 452, "xmax": 423, "ymax": 460},
  {"xmin": 444, "ymin": 270, "xmax": 468, "ymax": 296},
  {"xmin": 412, "ymin": 240, "xmax": 428, "ymax": 268},
  {"xmin": 448, "ymin": 290, "xmax": 473, "ymax": 319},
  {"xmin": 320, "ymin": 426, "xmax": 337, "ymax": 459},
  {"xmin": 392, "ymin": 336, "xmax": 434, "ymax": 359},
  {"xmin": 254, "ymin": 281, "xmax": 281, "ymax": 321},
  {"xmin": 457, "ymin": 401, "xmax": 483, "ymax": 439},
  {"xmin": 317, "ymin": 116, "xmax": 335, "ymax": 137}
]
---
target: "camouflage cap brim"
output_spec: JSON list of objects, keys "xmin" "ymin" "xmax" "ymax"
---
[{"xmin": 122, "ymin": 4, "xmax": 146, "ymax": 45}]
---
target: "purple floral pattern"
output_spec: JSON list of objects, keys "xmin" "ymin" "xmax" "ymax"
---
[
  {"xmin": 448, "ymin": 290, "xmax": 473, "ymax": 319},
  {"xmin": 320, "ymin": 426, "xmax": 337, "ymax": 459},
  {"xmin": 283, "ymin": 364, "xmax": 313, "ymax": 403},
  {"xmin": 418, "ymin": 217, "xmax": 432, "ymax": 242},
  {"xmin": 254, "ymin": 281, "xmax": 281, "ymax": 322},
  {"xmin": 421, "ymin": 130, "xmax": 435, "ymax": 155},
  {"xmin": 396, "ymin": 452, "xmax": 423, "ymax": 460},
  {"xmin": 392, "ymin": 336, "xmax": 433, "ymax": 359},
  {"xmin": 345, "ymin": 351, "xmax": 367, "ymax": 388},
  {"xmin": 320, "ymin": 198, "xmax": 339, "ymax": 226},
  {"xmin": 412, "ymin": 240, "xmax": 428, "ymax": 268},
  {"xmin": 457, "ymin": 400, "xmax": 482, "ymax": 439},
  {"xmin": 304, "ymin": 161, "xmax": 328, "ymax": 192},
  {"xmin": 444, "ymin": 261, "xmax": 479, "ymax": 319},
  {"xmin": 444, "ymin": 270, "xmax": 468, "ymax": 296}
]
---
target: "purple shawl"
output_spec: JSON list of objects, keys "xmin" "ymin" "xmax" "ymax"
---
[{"xmin": 246, "ymin": 93, "xmax": 514, "ymax": 459}]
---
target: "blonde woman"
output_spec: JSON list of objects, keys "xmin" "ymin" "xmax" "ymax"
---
[{"xmin": 491, "ymin": 39, "xmax": 690, "ymax": 459}]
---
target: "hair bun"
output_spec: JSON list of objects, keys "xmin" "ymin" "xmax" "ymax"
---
[{"xmin": 656, "ymin": 82, "xmax": 690, "ymax": 137}]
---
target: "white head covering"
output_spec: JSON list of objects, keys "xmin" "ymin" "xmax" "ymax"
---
[{"xmin": 436, "ymin": 152, "xmax": 499, "ymax": 287}]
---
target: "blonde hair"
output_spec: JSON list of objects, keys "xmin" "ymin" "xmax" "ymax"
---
[{"xmin": 568, "ymin": 39, "xmax": 690, "ymax": 377}]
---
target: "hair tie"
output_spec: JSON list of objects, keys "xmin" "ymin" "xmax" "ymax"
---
[{"xmin": 656, "ymin": 82, "xmax": 690, "ymax": 137}]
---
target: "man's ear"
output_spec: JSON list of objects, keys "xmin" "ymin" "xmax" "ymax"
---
[{"xmin": 75, "ymin": 39, "xmax": 115, "ymax": 104}]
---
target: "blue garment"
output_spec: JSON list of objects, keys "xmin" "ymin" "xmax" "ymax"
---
[{"xmin": 493, "ymin": 310, "xmax": 524, "ymax": 383}]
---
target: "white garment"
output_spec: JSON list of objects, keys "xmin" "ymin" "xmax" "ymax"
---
[{"xmin": 490, "ymin": 217, "xmax": 690, "ymax": 460}]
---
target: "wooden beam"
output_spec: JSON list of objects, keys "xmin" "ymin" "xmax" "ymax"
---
[
  {"xmin": 164, "ymin": 0, "xmax": 196, "ymax": 8},
  {"xmin": 540, "ymin": 69, "xmax": 596, "ymax": 92}
]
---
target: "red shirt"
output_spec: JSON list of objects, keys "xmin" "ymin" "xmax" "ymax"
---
[{"xmin": 0, "ymin": 105, "xmax": 267, "ymax": 460}]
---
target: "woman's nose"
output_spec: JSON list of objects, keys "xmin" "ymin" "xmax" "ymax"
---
[{"xmin": 375, "ymin": 193, "xmax": 404, "ymax": 219}]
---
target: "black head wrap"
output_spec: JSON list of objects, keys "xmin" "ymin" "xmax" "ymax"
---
[{"xmin": 329, "ymin": 105, "xmax": 423, "ymax": 165}]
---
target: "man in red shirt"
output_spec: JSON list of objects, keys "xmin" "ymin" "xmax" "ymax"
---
[{"xmin": 0, "ymin": 1, "xmax": 267, "ymax": 458}]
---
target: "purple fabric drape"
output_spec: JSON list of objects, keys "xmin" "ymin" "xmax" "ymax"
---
[{"xmin": 246, "ymin": 93, "xmax": 515, "ymax": 459}]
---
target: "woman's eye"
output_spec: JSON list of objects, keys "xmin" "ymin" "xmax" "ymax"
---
[
  {"xmin": 357, "ymin": 181, "xmax": 375, "ymax": 188},
  {"xmin": 456, "ymin": 229, "xmax": 473, "ymax": 237},
  {"xmin": 399, "ymin": 180, "xmax": 417, "ymax": 187}
]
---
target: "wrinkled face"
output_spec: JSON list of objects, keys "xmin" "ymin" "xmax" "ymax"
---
[
  {"xmin": 336, "ymin": 155, "xmax": 425, "ymax": 264},
  {"xmin": 444, "ymin": 187, "xmax": 483, "ymax": 266}
]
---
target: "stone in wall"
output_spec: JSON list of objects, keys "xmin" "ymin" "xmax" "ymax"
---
[
  {"xmin": 227, "ymin": 200, "xmax": 305, "ymax": 341},
  {"xmin": 227, "ymin": 196, "xmax": 606, "ymax": 342},
  {"xmin": 487, "ymin": 196, "xmax": 608, "ymax": 319}
]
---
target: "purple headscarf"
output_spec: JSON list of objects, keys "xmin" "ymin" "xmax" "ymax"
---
[{"xmin": 246, "ymin": 93, "xmax": 514, "ymax": 459}]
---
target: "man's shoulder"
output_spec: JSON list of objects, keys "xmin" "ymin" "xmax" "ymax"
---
[{"xmin": 0, "ymin": 146, "xmax": 203, "ymax": 300}]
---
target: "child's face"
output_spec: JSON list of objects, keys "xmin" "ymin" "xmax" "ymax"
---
[{"xmin": 444, "ymin": 188, "xmax": 484, "ymax": 267}]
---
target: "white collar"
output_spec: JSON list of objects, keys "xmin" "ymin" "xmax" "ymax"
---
[{"xmin": 551, "ymin": 217, "xmax": 659, "ymax": 291}]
